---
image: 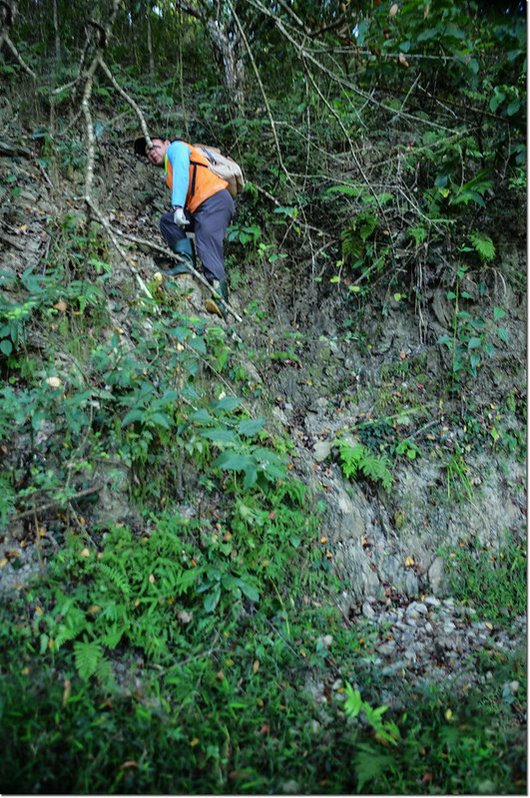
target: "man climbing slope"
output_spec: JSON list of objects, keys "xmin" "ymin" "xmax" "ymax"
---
[{"xmin": 134, "ymin": 135, "xmax": 234, "ymax": 318}]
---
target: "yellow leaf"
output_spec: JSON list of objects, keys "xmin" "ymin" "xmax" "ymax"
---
[
  {"xmin": 62, "ymin": 678, "xmax": 71, "ymax": 706},
  {"xmin": 253, "ymin": 659, "xmax": 260, "ymax": 674},
  {"xmin": 149, "ymin": 574, "xmax": 155, "ymax": 584},
  {"xmin": 190, "ymin": 738, "xmax": 200, "ymax": 747},
  {"xmin": 80, "ymin": 547, "xmax": 90, "ymax": 558},
  {"xmin": 0, "ymin": 559, "xmax": 7, "ymax": 568},
  {"xmin": 445, "ymin": 709, "xmax": 453, "ymax": 721},
  {"xmin": 404, "ymin": 555, "xmax": 415, "ymax": 567}
]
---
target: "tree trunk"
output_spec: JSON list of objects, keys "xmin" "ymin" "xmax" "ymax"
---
[
  {"xmin": 52, "ymin": 0, "xmax": 61, "ymax": 65},
  {"xmin": 146, "ymin": 1, "xmax": 154, "ymax": 76},
  {"xmin": 206, "ymin": 16, "xmax": 245, "ymax": 115}
]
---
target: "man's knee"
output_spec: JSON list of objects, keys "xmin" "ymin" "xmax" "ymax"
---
[{"xmin": 160, "ymin": 212, "xmax": 186, "ymax": 248}]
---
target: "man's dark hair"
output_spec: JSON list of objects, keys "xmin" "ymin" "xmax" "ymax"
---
[{"xmin": 133, "ymin": 135, "xmax": 165, "ymax": 157}]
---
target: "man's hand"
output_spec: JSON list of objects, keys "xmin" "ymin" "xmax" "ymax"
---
[{"xmin": 173, "ymin": 206, "xmax": 188, "ymax": 227}]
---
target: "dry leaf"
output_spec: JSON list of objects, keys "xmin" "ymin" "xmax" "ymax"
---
[
  {"xmin": 398, "ymin": 52, "xmax": 409, "ymax": 67},
  {"xmin": 177, "ymin": 610, "xmax": 193, "ymax": 624},
  {"xmin": 45, "ymin": 376, "xmax": 62, "ymax": 388},
  {"xmin": 389, "ymin": 3, "xmax": 399, "ymax": 16},
  {"xmin": 424, "ymin": 4, "xmax": 430, "ymax": 17},
  {"xmin": 253, "ymin": 659, "xmax": 260, "ymax": 674},
  {"xmin": 62, "ymin": 678, "xmax": 71, "ymax": 706},
  {"xmin": 53, "ymin": 300, "xmax": 67, "ymax": 312},
  {"xmin": 80, "ymin": 547, "xmax": 90, "ymax": 558},
  {"xmin": 148, "ymin": 574, "xmax": 155, "ymax": 584}
]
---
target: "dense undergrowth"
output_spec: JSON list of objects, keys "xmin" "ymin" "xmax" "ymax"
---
[{"xmin": 0, "ymin": 0, "xmax": 526, "ymax": 794}]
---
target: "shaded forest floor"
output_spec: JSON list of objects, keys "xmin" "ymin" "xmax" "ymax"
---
[{"xmin": 0, "ymin": 99, "xmax": 526, "ymax": 795}]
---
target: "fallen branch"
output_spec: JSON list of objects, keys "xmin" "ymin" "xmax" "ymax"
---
[
  {"xmin": 14, "ymin": 486, "xmax": 102, "ymax": 520},
  {"xmin": 116, "ymin": 229, "xmax": 243, "ymax": 323}
]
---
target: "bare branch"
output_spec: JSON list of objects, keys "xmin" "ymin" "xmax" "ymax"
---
[
  {"xmin": 0, "ymin": 31, "xmax": 36, "ymax": 78},
  {"xmin": 97, "ymin": 57, "xmax": 152, "ymax": 147},
  {"xmin": 173, "ymin": 0, "xmax": 204, "ymax": 21},
  {"xmin": 247, "ymin": 0, "xmax": 457, "ymax": 134}
]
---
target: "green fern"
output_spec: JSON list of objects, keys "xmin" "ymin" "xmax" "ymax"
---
[
  {"xmin": 100, "ymin": 622, "xmax": 125, "ymax": 649},
  {"xmin": 335, "ymin": 439, "xmax": 393, "ymax": 489},
  {"xmin": 469, "ymin": 231, "xmax": 496, "ymax": 262},
  {"xmin": 359, "ymin": 452, "xmax": 393, "ymax": 490},
  {"xmin": 74, "ymin": 640, "xmax": 104, "ymax": 680},
  {"xmin": 99, "ymin": 563, "xmax": 131, "ymax": 596},
  {"xmin": 53, "ymin": 607, "xmax": 87, "ymax": 649}
]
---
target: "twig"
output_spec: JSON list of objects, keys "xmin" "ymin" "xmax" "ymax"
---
[
  {"xmin": 248, "ymin": 0, "xmax": 457, "ymax": 134},
  {"xmin": 97, "ymin": 56, "xmax": 152, "ymax": 147},
  {"xmin": 0, "ymin": 31, "xmax": 36, "ymax": 79},
  {"xmin": 14, "ymin": 486, "xmax": 102, "ymax": 520},
  {"xmin": 116, "ymin": 229, "xmax": 243, "ymax": 322}
]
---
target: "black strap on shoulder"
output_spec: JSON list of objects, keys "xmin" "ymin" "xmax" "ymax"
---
[{"xmin": 189, "ymin": 158, "xmax": 208, "ymax": 198}]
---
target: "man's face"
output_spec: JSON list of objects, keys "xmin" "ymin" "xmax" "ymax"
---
[{"xmin": 146, "ymin": 138, "xmax": 169, "ymax": 166}]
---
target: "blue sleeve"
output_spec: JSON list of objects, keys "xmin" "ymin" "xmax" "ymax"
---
[{"xmin": 166, "ymin": 141, "xmax": 190, "ymax": 207}]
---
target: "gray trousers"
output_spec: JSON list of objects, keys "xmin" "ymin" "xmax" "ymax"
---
[{"xmin": 159, "ymin": 188, "xmax": 234, "ymax": 282}]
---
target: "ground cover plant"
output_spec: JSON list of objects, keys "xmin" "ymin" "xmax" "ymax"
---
[{"xmin": 0, "ymin": 0, "xmax": 526, "ymax": 793}]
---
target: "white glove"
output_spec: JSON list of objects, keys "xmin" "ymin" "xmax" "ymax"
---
[{"xmin": 173, "ymin": 206, "xmax": 188, "ymax": 227}]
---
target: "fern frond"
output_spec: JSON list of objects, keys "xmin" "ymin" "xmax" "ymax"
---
[
  {"xmin": 360, "ymin": 453, "xmax": 393, "ymax": 490},
  {"xmin": 99, "ymin": 563, "xmax": 131, "ymax": 596},
  {"xmin": 469, "ymin": 231, "xmax": 496, "ymax": 262},
  {"xmin": 95, "ymin": 656, "xmax": 114, "ymax": 686},
  {"xmin": 54, "ymin": 607, "xmax": 87, "ymax": 649},
  {"xmin": 74, "ymin": 640, "xmax": 103, "ymax": 680},
  {"xmin": 100, "ymin": 623, "xmax": 125, "ymax": 649},
  {"xmin": 336, "ymin": 439, "xmax": 393, "ymax": 489}
]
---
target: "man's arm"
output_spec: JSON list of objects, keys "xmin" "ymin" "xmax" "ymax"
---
[{"xmin": 166, "ymin": 141, "xmax": 190, "ymax": 207}]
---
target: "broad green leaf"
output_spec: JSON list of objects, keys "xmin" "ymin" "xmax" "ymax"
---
[
  {"xmin": 238, "ymin": 418, "xmax": 266, "ymax": 436},
  {"xmin": 200, "ymin": 428, "xmax": 239, "ymax": 444},
  {"xmin": 203, "ymin": 585, "xmax": 221, "ymax": 613},
  {"xmin": 212, "ymin": 396, "xmax": 242, "ymax": 412},
  {"xmin": 150, "ymin": 412, "xmax": 171, "ymax": 429},
  {"xmin": 121, "ymin": 409, "xmax": 144, "ymax": 427},
  {"xmin": 189, "ymin": 408, "xmax": 213, "ymax": 422},
  {"xmin": 493, "ymin": 307, "xmax": 506, "ymax": 321},
  {"xmin": 238, "ymin": 580, "xmax": 260, "ymax": 602}
]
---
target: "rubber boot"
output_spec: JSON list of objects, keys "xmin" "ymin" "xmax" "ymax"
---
[
  {"xmin": 165, "ymin": 237, "xmax": 195, "ymax": 276},
  {"xmin": 204, "ymin": 279, "xmax": 229, "ymax": 320}
]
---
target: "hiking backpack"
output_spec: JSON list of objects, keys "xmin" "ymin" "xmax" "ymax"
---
[{"xmin": 192, "ymin": 144, "xmax": 245, "ymax": 199}]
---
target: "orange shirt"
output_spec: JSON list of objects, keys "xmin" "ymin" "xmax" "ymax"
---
[{"xmin": 164, "ymin": 142, "xmax": 228, "ymax": 213}]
